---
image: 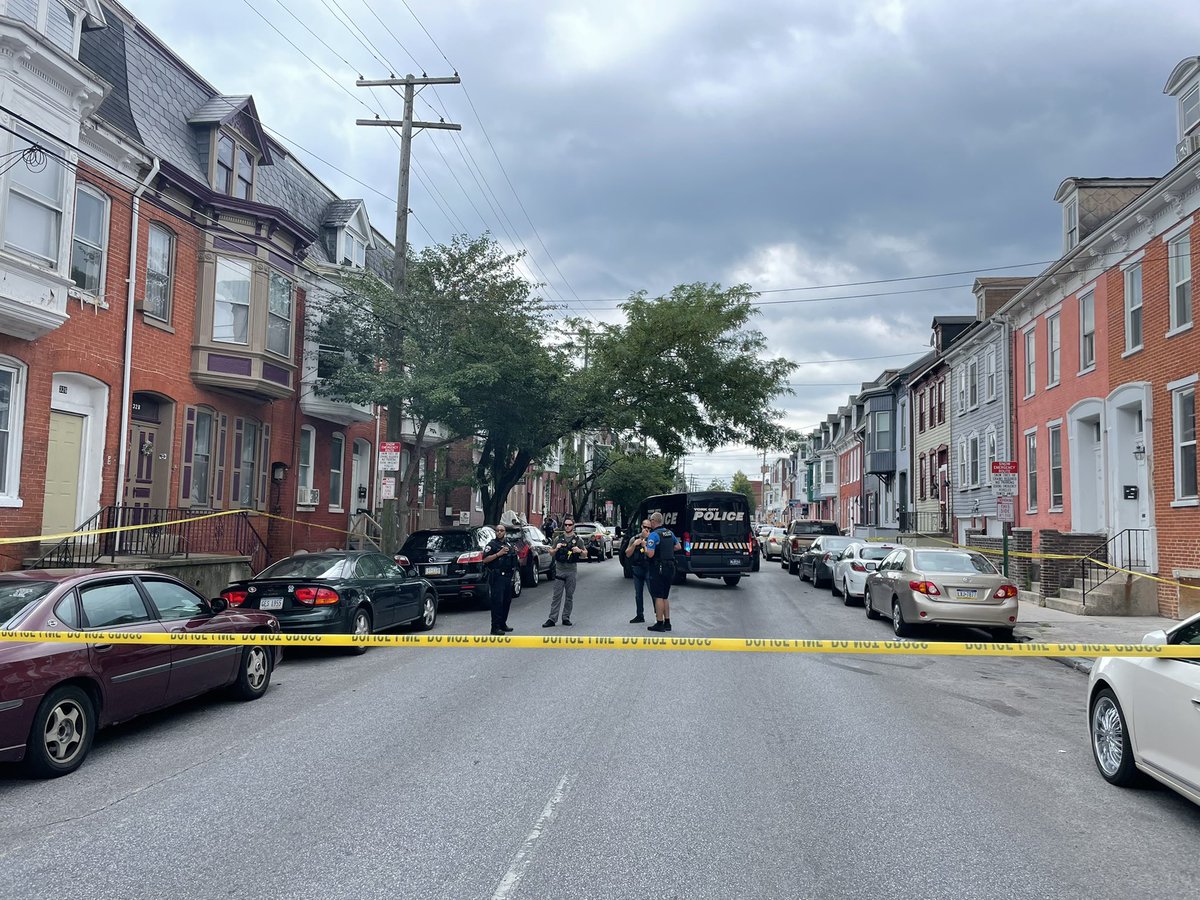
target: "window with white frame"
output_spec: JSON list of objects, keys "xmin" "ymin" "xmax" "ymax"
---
[
  {"xmin": 919, "ymin": 455, "xmax": 927, "ymax": 500},
  {"xmin": 298, "ymin": 425, "xmax": 314, "ymax": 504},
  {"xmin": 899, "ymin": 399, "xmax": 907, "ymax": 449},
  {"xmin": 874, "ymin": 410, "xmax": 892, "ymax": 451},
  {"xmin": 958, "ymin": 440, "xmax": 967, "ymax": 489},
  {"xmin": 1173, "ymin": 383, "xmax": 1197, "ymax": 501},
  {"xmin": 213, "ymin": 257, "xmax": 252, "ymax": 344},
  {"xmin": 1169, "ymin": 233, "xmax": 1192, "ymax": 332},
  {"xmin": 1065, "ymin": 198, "xmax": 1078, "ymax": 251},
  {"xmin": 1047, "ymin": 314, "xmax": 1061, "ymax": 386},
  {"xmin": 1079, "ymin": 291, "xmax": 1095, "ymax": 370},
  {"xmin": 70, "ymin": 184, "xmax": 108, "ymax": 294},
  {"xmin": 330, "ymin": 433, "xmax": 345, "ymax": 510},
  {"xmin": 3, "ymin": 124, "xmax": 66, "ymax": 265},
  {"xmin": 986, "ymin": 429, "xmax": 997, "ymax": 485},
  {"xmin": 145, "ymin": 224, "xmax": 175, "ymax": 322},
  {"xmin": 341, "ymin": 228, "xmax": 367, "ymax": 268},
  {"xmin": 968, "ymin": 358, "xmax": 979, "ymax": 408},
  {"xmin": 1024, "ymin": 328, "xmax": 1036, "ymax": 397},
  {"xmin": 957, "ymin": 369, "xmax": 966, "ymax": 414},
  {"xmin": 1183, "ymin": 85, "xmax": 1200, "ymax": 136},
  {"xmin": 823, "ymin": 458, "xmax": 833, "ymax": 485},
  {"xmin": 0, "ymin": 357, "xmax": 27, "ymax": 503},
  {"xmin": 1048, "ymin": 424, "xmax": 1063, "ymax": 509},
  {"xmin": 968, "ymin": 434, "xmax": 980, "ymax": 486},
  {"xmin": 267, "ymin": 272, "xmax": 293, "ymax": 357},
  {"xmin": 986, "ymin": 351, "xmax": 996, "ymax": 401},
  {"xmin": 1124, "ymin": 262, "xmax": 1143, "ymax": 352},
  {"xmin": 1025, "ymin": 430, "xmax": 1038, "ymax": 511}
]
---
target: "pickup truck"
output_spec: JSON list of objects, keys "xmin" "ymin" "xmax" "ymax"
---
[{"xmin": 780, "ymin": 520, "xmax": 840, "ymax": 575}]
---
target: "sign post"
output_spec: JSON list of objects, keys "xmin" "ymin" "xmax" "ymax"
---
[{"xmin": 991, "ymin": 461, "xmax": 1019, "ymax": 577}]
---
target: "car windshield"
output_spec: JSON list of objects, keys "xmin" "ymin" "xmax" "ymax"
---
[
  {"xmin": 0, "ymin": 580, "xmax": 56, "ymax": 629},
  {"xmin": 769, "ymin": 528, "xmax": 785, "ymax": 537},
  {"xmin": 821, "ymin": 538, "xmax": 854, "ymax": 553},
  {"xmin": 257, "ymin": 556, "xmax": 349, "ymax": 579},
  {"xmin": 403, "ymin": 532, "xmax": 474, "ymax": 553},
  {"xmin": 861, "ymin": 546, "xmax": 894, "ymax": 560},
  {"xmin": 794, "ymin": 522, "xmax": 836, "ymax": 534},
  {"xmin": 914, "ymin": 551, "xmax": 996, "ymax": 574},
  {"xmin": 526, "ymin": 527, "xmax": 546, "ymax": 542},
  {"xmin": 573, "ymin": 525, "xmax": 597, "ymax": 535}
]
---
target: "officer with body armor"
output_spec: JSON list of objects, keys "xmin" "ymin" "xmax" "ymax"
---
[
  {"xmin": 483, "ymin": 525, "xmax": 516, "ymax": 636},
  {"xmin": 624, "ymin": 518, "xmax": 653, "ymax": 623},
  {"xmin": 643, "ymin": 511, "xmax": 679, "ymax": 632},
  {"xmin": 544, "ymin": 518, "xmax": 587, "ymax": 627}
]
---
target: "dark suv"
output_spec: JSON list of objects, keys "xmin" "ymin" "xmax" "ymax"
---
[
  {"xmin": 398, "ymin": 526, "xmax": 511, "ymax": 605},
  {"xmin": 512, "ymin": 525, "xmax": 556, "ymax": 586},
  {"xmin": 781, "ymin": 520, "xmax": 840, "ymax": 575}
]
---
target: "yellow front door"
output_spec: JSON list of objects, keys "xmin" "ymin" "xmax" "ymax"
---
[{"xmin": 43, "ymin": 411, "xmax": 84, "ymax": 537}]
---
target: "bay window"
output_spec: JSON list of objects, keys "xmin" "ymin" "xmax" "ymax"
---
[
  {"xmin": 3, "ymin": 124, "xmax": 65, "ymax": 264},
  {"xmin": 213, "ymin": 257, "xmax": 251, "ymax": 344},
  {"xmin": 267, "ymin": 272, "xmax": 293, "ymax": 357}
]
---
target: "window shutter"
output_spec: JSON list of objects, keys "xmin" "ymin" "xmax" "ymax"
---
[
  {"xmin": 257, "ymin": 423, "xmax": 271, "ymax": 511},
  {"xmin": 232, "ymin": 417, "xmax": 244, "ymax": 505},
  {"xmin": 180, "ymin": 406, "xmax": 196, "ymax": 508},
  {"xmin": 215, "ymin": 414, "xmax": 228, "ymax": 508}
]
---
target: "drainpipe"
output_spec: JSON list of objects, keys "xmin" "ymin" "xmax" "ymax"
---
[{"xmin": 114, "ymin": 157, "xmax": 161, "ymax": 511}]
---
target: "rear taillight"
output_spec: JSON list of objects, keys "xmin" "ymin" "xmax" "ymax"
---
[
  {"xmin": 992, "ymin": 584, "xmax": 1019, "ymax": 599},
  {"xmin": 221, "ymin": 589, "xmax": 248, "ymax": 607},
  {"xmin": 682, "ymin": 532, "xmax": 691, "ymax": 555},
  {"xmin": 908, "ymin": 580, "xmax": 941, "ymax": 596},
  {"xmin": 393, "ymin": 554, "xmax": 411, "ymax": 567},
  {"xmin": 851, "ymin": 561, "xmax": 867, "ymax": 572},
  {"xmin": 457, "ymin": 551, "xmax": 484, "ymax": 564},
  {"xmin": 293, "ymin": 587, "xmax": 340, "ymax": 605}
]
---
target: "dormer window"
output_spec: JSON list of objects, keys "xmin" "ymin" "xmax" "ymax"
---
[
  {"xmin": 1064, "ymin": 197, "xmax": 1078, "ymax": 250},
  {"xmin": 341, "ymin": 228, "xmax": 366, "ymax": 268},
  {"xmin": 5, "ymin": 0, "xmax": 82, "ymax": 55},
  {"xmin": 1183, "ymin": 85, "xmax": 1200, "ymax": 137},
  {"xmin": 215, "ymin": 133, "xmax": 255, "ymax": 200}
]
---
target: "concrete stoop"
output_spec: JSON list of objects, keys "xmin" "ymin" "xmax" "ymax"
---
[{"xmin": 1044, "ymin": 574, "xmax": 1158, "ymax": 616}]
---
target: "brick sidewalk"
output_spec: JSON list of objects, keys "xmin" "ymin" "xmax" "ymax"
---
[{"xmin": 1014, "ymin": 599, "xmax": 1178, "ymax": 674}]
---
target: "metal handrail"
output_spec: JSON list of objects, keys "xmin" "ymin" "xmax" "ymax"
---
[
  {"xmin": 1080, "ymin": 528, "xmax": 1149, "ymax": 606},
  {"xmin": 31, "ymin": 508, "xmax": 106, "ymax": 568}
]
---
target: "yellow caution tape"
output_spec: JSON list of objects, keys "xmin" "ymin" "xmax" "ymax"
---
[
  {"xmin": 0, "ymin": 630, "xmax": 1195, "ymax": 657},
  {"xmin": 0, "ymin": 508, "xmax": 246, "ymax": 546}
]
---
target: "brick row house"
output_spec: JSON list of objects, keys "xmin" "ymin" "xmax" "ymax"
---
[
  {"xmin": 788, "ymin": 54, "xmax": 1200, "ymax": 618},
  {"xmin": 0, "ymin": 2, "xmax": 462, "ymax": 571}
]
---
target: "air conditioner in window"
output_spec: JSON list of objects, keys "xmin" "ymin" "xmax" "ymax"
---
[
  {"xmin": 298, "ymin": 486, "xmax": 320, "ymax": 506},
  {"xmin": 1177, "ymin": 134, "xmax": 1200, "ymax": 162}
]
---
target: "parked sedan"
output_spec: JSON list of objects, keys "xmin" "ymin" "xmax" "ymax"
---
[
  {"xmin": 832, "ymin": 542, "xmax": 899, "ymax": 603},
  {"xmin": 222, "ymin": 551, "xmax": 437, "ymax": 652},
  {"xmin": 398, "ymin": 527, "xmax": 508, "ymax": 606},
  {"xmin": 1087, "ymin": 612, "xmax": 1200, "ymax": 806},
  {"xmin": 798, "ymin": 535, "xmax": 856, "ymax": 588},
  {"xmin": 760, "ymin": 527, "xmax": 786, "ymax": 560},
  {"xmin": 573, "ymin": 523, "xmax": 610, "ymax": 561},
  {"xmin": 512, "ymin": 525, "xmax": 556, "ymax": 587},
  {"xmin": 864, "ymin": 547, "xmax": 1019, "ymax": 640},
  {"xmin": 0, "ymin": 570, "xmax": 279, "ymax": 777}
]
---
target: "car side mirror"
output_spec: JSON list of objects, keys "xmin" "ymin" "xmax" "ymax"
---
[
  {"xmin": 1142, "ymin": 629, "xmax": 1168, "ymax": 645},
  {"xmin": 209, "ymin": 597, "xmax": 229, "ymax": 614}
]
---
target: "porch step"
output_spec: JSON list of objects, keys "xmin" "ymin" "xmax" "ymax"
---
[{"xmin": 1048, "ymin": 579, "xmax": 1159, "ymax": 616}]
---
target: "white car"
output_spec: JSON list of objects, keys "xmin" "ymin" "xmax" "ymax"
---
[
  {"xmin": 832, "ymin": 542, "xmax": 898, "ymax": 604},
  {"xmin": 1087, "ymin": 611, "xmax": 1200, "ymax": 806}
]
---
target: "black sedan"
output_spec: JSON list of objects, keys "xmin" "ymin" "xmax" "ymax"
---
[
  {"xmin": 798, "ymin": 535, "xmax": 856, "ymax": 588},
  {"xmin": 1, "ymin": 570, "xmax": 279, "ymax": 777},
  {"xmin": 221, "ymin": 551, "xmax": 437, "ymax": 653}
]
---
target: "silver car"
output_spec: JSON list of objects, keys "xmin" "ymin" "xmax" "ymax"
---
[
  {"xmin": 832, "ymin": 542, "xmax": 899, "ymax": 604},
  {"xmin": 761, "ymin": 527, "xmax": 786, "ymax": 560},
  {"xmin": 864, "ymin": 547, "xmax": 1019, "ymax": 640},
  {"xmin": 1087, "ymin": 611, "xmax": 1200, "ymax": 806}
]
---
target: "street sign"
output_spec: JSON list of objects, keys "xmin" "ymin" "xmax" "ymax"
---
[
  {"xmin": 380, "ymin": 477, "xmax": 395, "ymax": 500},
  {"xmin": 379, "ymin": 441, "xmax": 402, "ymax": 471},
  {"xmin": 995, "ymin": 496, "xmax": 1015, "ymax": 522},
  {"xmin": 458, "ymin": 510, "xmax": 470, "ymax": 524},
  {"xmin": 992, "ymin": 460, "xmax": 1018, "ymax": 498}
]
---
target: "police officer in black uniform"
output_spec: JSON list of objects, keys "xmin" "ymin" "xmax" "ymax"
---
[
  {"xmin": 644, "ymin": 511, "xmax": 678, "ymax": 632},
  {"xmin": 483, "ymin": 525, "xmax": 516, "ymax": 635}
]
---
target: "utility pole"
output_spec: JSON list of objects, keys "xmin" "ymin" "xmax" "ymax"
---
[{"xmin": 356, "ymin": 74, "xmax": 460, "ymax": 554}]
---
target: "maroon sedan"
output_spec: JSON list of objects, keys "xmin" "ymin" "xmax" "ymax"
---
[{"xmin": 0, "ymin": 570, "xmax": 280, "ymax": 778}]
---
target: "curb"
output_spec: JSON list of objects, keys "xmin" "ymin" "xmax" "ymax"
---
[{"xmin": 1045, "ymin": 655, "xmax": 1095, "ymax": 675}]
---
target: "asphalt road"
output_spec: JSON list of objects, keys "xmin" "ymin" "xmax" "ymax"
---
[{"xmin": 3, "ymin": 556, "xmax": 1199, "ymax": 899}]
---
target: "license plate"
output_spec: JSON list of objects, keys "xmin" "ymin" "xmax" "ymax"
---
[
  {"xmin": 424, "ymin": 566, "xmax": 444, "ymax": 576},
  {"xmin": 260, "ymin": 597, "xmax": 284, "ymax": 610},
  {"xmin": 729, "ymin": 558, "xmax": 743, "ymax": 566},
  {"xmin": 954, "ymin": 589, "xmax": 979, "ymax": 600},
  {"xmin": 866, "ymin": 562, "xmax": 878, "ymax": 570}
]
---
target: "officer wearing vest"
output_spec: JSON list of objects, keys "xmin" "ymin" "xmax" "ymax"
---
[
  {"xmin": 643, "ymin": 511, "xmax": 679, "ymax": 632},
  {"xmin": 483, "ymin": 525, "xmax": 516, "ymax": 636},
  {"xmin": 624, "ymin": 518, "xmax": 653, "ymax": 623},
  {"xmin": 544, "ymin": 518, "xmax": 587, "ymax": 627}
]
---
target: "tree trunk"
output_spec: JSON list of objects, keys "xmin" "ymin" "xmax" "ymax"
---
[{"xmin": 480, "ymin": 445, "xmax": 531, "ymax": 525}]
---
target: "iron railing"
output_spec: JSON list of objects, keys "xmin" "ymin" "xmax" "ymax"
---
[
  {"xmin": 1080, "ymin": 528, "xmax": 1149, "ymax": 606},
  {"xmin": 897, "ymin": 508, "xmax": 949, "ymax": 534},
  {"xmin": 347, "ymin": 512, "xmax": 382, "ymax": 551},
  {"xmin": 32, "ymin": 507, "xmax": 268, "ymax": 572}
]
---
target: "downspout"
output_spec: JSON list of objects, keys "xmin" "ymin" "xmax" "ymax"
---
[{"xmin": 114, "ymin": 157, "xmax": 160, "ymax": 511}]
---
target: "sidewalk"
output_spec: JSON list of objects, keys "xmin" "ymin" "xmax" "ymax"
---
[{"xmin": 1013, "ymin": 599, "xmax": 1177, "ymax": 675}]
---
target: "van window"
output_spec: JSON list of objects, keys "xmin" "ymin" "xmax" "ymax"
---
[{"xmin": 690, "ymin": 499, "xmax": 750, "ymax": 539}]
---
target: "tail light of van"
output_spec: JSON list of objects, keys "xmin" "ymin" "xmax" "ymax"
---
[
  {"xmin": 682, "ymin": 531, "xmax": 691, "ymax": 555},
  {"xmin": 908, "ymin": 580, "xmax": 941, "ymax": 596},
  {"xmin": 220, "ymin": 588, "xmax": 248, "ymax": 607},
  {"xmin": 457, "ymin": 551, "xmax": 484, "ymax": 564}
]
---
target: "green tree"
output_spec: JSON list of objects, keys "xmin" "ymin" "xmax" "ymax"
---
[
  {"xmin": 596, "ymin": 450, "xmax": 677, "ymax": 528},
  {"xmin": 707, "ymin": 478, "xmax": 729, "ymax": 491},
  {"xmin": 730, "ymin": 470, "xmax": 757, "ymax": 510}
]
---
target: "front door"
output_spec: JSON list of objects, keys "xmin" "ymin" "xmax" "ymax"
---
[
  {"xmin": 43, "ymin": 411, "xmax": 84, "ymax": 537},
  {"xmin": 124, "ymin": 421, "xmax": 161, "ymax": 511}
]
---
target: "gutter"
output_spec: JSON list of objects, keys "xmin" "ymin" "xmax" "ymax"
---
[{"xmin": 114, "ymin": 157, "xmax": 161, "ymax": 512}]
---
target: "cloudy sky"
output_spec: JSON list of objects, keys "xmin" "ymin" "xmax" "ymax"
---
[{"xmin": 124, "ymin": 0, "xmax": 1197, "ymax": 482}]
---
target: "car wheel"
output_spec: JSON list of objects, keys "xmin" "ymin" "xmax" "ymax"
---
[
  {"xmin": 723, "ymin": 575, "xmax": 741, "ymax": 587},
  {"xmin": 25, "ymin": 685, "xmax": 95, "ymax": 778},
  {"xmin": 865, "ymin": 589, "xmax": 880, "ymax": 620},
  {"xmin": 233, "ymin": 643, "xmax": 272, "ymax": 701},
  {"xmin": 1090, "ymin": 688, "xmax": 1145, "ymax": 787},
  {"xmin": 891, "ymin": 599, "xmax": 914, "ymax": 638},
  {"xmin": 779, "ymin": 557, "xmax": 787, "ymax": 569},
  {"xmin": 795, "ymin": 560, "xmax": 805, "ymax": 579},
  {"xmin": 831, "ymin": 577, "xmax": 842, "ymax": 598},
  {"xmin": 521, "ymin": 561, "xmax": 537, "ymax": 588},
  {"xmin": 511, "ymin": 569, "xmax": 523, "ymax": 598},
  {"xmin": 414, "ymin": 592, "xmax": 437, "ymax": 631},
  {"xmin": 842, "ymin": 579, "xmax": 856, "ymax": 607},
  {"xmin": 348, "ymin": 607, "xmax": 372, "ymax": 655}
]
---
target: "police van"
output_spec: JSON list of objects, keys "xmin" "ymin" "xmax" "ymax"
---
[{"xmin": 619, "ymin": 491, "xmax": 754, "ymax": 586}]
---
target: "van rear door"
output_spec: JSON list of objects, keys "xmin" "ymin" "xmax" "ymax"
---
[{"xmin": 687, "ymin": 494, "xmax": 752, "ymax": 577}]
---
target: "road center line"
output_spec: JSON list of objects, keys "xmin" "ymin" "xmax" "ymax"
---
[{"xmin": 491, "ymin": 770, "xmax": 574, "ymax": 900}]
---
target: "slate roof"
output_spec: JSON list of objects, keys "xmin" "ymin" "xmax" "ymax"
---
[
  {"xmin": 322, "ymin": 199, "xmax": 362, "ymax": 227},
  {"xmin": 77, "ymin": 12, "xmax": 141, "ymax": 143},
  {"xmin": 187, "ymin": 94, "xmax": 251, "ymax": 125}
]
